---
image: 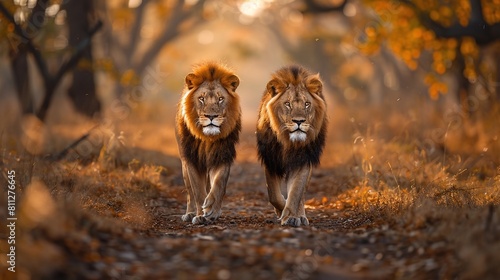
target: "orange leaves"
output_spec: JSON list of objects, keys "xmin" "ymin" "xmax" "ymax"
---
[
  {"xmin": 417, "ymin": 0, "xmax": 470, "ymax": 27},
  {"xmin": 460, "ymin": 37, "xmax": 479, "ymax": 58},
  {"xmin": 424, "ymin": 74, "xmax": 448, "ymax": 99},
  {"xmin": 361, "ymin": 0, "xmax": 500, "ymax": 100},
  {"xmin": 357, "ymin": 24, "xmax": 384, "ymax": 55},
  {"xmin": 359, "ymin": 1, "xmax": 425, "ymax": 69},
  {"xmin": 424, "ymin": 38, "xmax": 457, "ymax": 96},
  {"xmin": 421, "ymin": 29, "xmax": 436, "ymax": 50},
  {"xmin": 305, "ymin": 186, "xmax": 383, "ymax": 211},
  {"xmin": 305, "ymin": 196, "xmax": 330, "ymax": 209},
  {"xmin": 460, "ymin": 37, "xmax": 479, "ymax": 81},
  {"xmin": 455, "ymin": 0, "xmax": 471, "ymax": 26},
  {"xmin": 433, "ymin": 61, "xmax": 446, "ymax": 75},
  {"xmin": 430, "ymin": 38, "xmax": 456, "ymax": 77},
  {"xmin": 429, "ymin": 6, "xmax": 453, "ymax": 26},
  {"xmin": 387, "ymin": 23, "xmax": 423, "ymax": 71},
  {"xmin": 481, "ymin": 0, "xmax": 500, "ymax": 24},
  {"xmin": 411, "ymin": 27, "xmax": 423, "ymax": 39},
  {"xmin": 321, "ymin": 195, "xmax": 328, "ymax": 205}
]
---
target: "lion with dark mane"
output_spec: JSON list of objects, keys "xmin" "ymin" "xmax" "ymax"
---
[
  {"xmin": 256, "ymin": 65, "xmax": 327, "ymax": 227},
  {"xmin": 175, "ymin": 62, "xmax": 241, "ymax": 224}
]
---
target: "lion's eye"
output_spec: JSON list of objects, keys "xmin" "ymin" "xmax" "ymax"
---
[
  {"xmin": 199, "ymin": 97, "xmax": 204, "ymax": 103},
  {"xmin": 305, "ymin": 102, "xmax": 311, "ymax": 108},
  {"xmin": 219, "ymin": 97, "xmax": 224, "ymax": 103},
  {"xmin": 285, "ymin": 101, "xmax": 291, "ymax": 108}
]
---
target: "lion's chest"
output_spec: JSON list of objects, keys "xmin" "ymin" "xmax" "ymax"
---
[
  {"xmin": 256, "ymin": 125, "xmax": 325, "ymax": 177},
  {"xmin": 178, "ymin": 122, "xmax": 237, "ymax": 173}
]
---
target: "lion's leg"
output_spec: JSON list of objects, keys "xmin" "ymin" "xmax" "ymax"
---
[
  {"xmin": 265, "ymin": 169, "xmax": 286, "ymax": 218},
  {"xmin": 280, "ymin": 165, "xmax": 312, "ymax": 227},
  {"xmin": 202, "ymin": 164, "xmax": 230, "ymax": 220},
  {"xmin": 180, "ymin": 161, "xmax": 196, "ymax": 222},
  {"xmin": 184, "ymin": 163, "xmax": 208, "ymax": 224}
]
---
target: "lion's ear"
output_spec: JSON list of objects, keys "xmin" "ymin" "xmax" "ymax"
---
[
  {"xmin": 306, "ymin": 74, "xmax": 323, "ymax": 95},
  {"xmin": 266, "ymin": 79, "xmax": 282, "ymax": 96},
  {"xmin": 185, "ymin": 73, "xmax": 199, "ymax": 90},
  {"xmin": 223, "ymin": 74, "xmax": 240, "ymax": 92}
]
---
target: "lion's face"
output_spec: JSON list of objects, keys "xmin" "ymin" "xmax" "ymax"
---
[
  {"xmin": 180, "ymin": 65, "xmax": 240, "ymax": 140},
  {"xmin": 260, "ymin": 71, "xmax": 326, "ymax": 146},
  {"xmin": 279, "ymin": 85, "xmax": 316, "ymax": 142},
  {"xmin": 192, "ymin": 81, "xmax": 231, "ymax": 136}
]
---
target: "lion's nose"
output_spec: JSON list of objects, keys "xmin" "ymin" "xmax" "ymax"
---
[
  {"xmin": 292, "ymin": 119, "xmax": 305, "ymax": 126},
  {"xmin": 204, "ymin": 114, "xmax": 218, "ymax": 121}
]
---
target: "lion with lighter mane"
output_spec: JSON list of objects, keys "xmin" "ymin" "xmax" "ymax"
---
[
  {"xmin": 257, "ymin": 65, "xmax": 327, "ymax": 227},
  {"xmin": 175, "ymin": 62, "xmax": 241, "ymax": 224}
]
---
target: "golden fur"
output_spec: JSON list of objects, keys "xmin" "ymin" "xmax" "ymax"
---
[
  {"xmin": 256, "ymin": 65, "xmax": 327, "ymax": 226},
  {"xmin": 175, "ymin": 62, "xmax": 241, "ymax": 224}
]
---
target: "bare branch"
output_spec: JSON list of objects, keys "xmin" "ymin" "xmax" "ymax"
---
[
  {"xmin": 0, "ymin": 2, "xmax": 51, "ymax": 82},
  {"xmin": 301, "ymin": 0, "xmax": 347, "ymax": 14},
  {"xmin": 134, "ymin": 0, "xmax": 207, "ymax": 75},
  {"xmin": 27, "ymin": 0, "xmax": 49, "ymax": 33},
  {"xmin": 126, "ymin": 0, "xmax": 150, "ymax": 64},
  {"xmin": 1, "ymin": 1, "xmax": 104, "ymax": 120},
  {"xmin": 37, "ymin": 20, "xmax": 104, "ymax": 121},
  {"xmin": 51, "ymin": 125, "xmax": 99, "ymax": 161}
]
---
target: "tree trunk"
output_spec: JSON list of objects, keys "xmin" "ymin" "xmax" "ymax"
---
[
  {"xmin": 10, "ymin": 46, "xmax": 34, "ymax": 114},
  {"xmin": 7, "ymin": 0, "xmax": 48, "ymax": 115},
  {"xmin": 65, "ymin": 0, "xmax": 101, "ymax": 118}
]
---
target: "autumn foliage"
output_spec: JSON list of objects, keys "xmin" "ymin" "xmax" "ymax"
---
[{"xmin": 360, "ymin": 0, "xmax": 500, "ymax": 99}]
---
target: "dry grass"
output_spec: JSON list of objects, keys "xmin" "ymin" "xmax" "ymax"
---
[{"xmin": 307, "ymin": 102, "xmax": 500, "ymax": 278}]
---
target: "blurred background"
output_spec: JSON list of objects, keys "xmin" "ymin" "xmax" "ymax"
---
[
  {"xmin": 0, "ymin": 0, "xmax": 499, "ymax": 158},
  {"xmin": 1, "ymin": 2, "xmax": 500, "ymax": 278}
]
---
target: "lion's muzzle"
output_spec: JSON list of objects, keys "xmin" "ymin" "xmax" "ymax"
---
[
  {"xmin": 200, "ymin": 114, "xmax": 224, "ymax": 136},
  {"xmin": 288, "ymin": 119, "xmax": 309, "ymax": 142}
]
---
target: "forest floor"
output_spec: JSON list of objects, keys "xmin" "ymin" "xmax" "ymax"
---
[{"xmin": 1, "ymin": 104, "xmax": 500, "ymax": 280}]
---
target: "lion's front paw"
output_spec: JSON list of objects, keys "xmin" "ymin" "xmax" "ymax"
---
[
  {"xmin": 192, "ymin": 215, "xmax": 208, "ymax": 225},
  {"xmin": 181, "ymin": 212, "xmax": 195, "ymax": 222},
  {"xmin": 281, "ymin": 216, "xmax": 309, "ymax": 227},
  {"xmin": 202, "ymin": 196, "xmax": 222, "ymax": 220},
  {"xmin": 279, "ymin": 208, "xmax": 309, "ymax": 227}
]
